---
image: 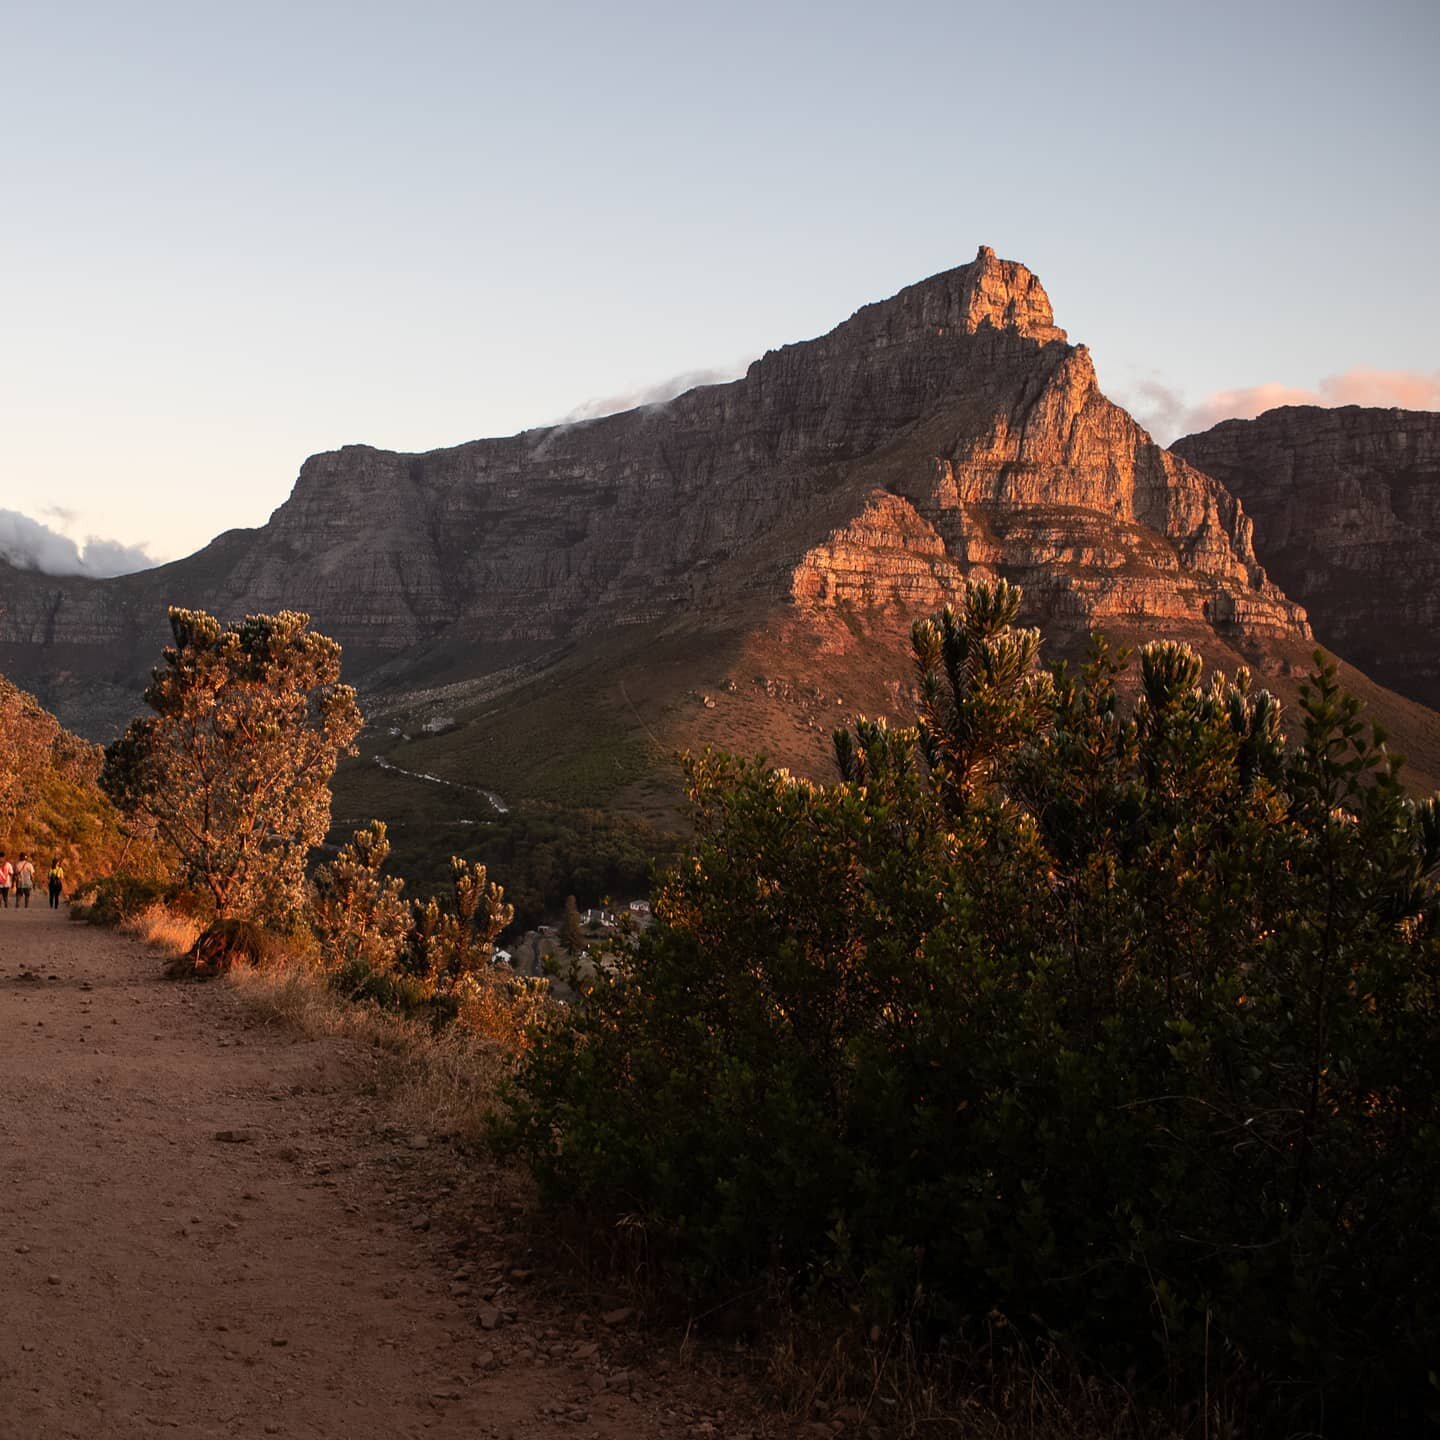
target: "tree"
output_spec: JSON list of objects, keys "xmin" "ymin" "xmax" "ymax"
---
[
  {"xmin": 560, "ymin": 893, "xmax": 585, "ymax": 953},
  {"xmin": 906, "ymin": 579, "xmax": 1052, "ymax": 812},
  {"xmin": 101, "ymin": 608, "xmax": 362, "ymax": 924}
]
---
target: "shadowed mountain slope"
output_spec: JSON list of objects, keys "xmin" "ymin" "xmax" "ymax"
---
[{"xmin": 1173, "ymin": 405, "xmax": 1440, "ymax": 710}]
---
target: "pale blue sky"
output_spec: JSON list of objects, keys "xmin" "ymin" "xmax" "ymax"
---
[{"xmin": 2, "ymin": 0, "xmax": 1436, "ymax": 568}]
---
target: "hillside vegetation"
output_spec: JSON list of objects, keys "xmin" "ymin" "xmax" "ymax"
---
[
  {"xmin": 83, "ymin": 597, "xmax": 1440, "ymax": 1437},
  {"xmin": 330, "ymin": 759, "xmax": 672, "ymax": 932},
  {"xmin": 0, "ymin": 673, "xmax": 144, "ymax": 886},
  {"xmin": 506, "ymin": 583, "xmax": 1440, "ymax": 1437}
]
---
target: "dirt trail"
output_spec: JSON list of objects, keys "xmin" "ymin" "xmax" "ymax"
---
[{"xmin": 0, "ymin": 908, "xmax": 779, "ymax": 1440}]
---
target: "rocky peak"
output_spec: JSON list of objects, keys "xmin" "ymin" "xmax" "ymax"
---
[
  {"xmin": 790, "ymin": 245, "xmax": 1066, "ymax": 361},
  {"xmin": 960, "ymin": 244, "xmax": 1066, "ymax": 341}
]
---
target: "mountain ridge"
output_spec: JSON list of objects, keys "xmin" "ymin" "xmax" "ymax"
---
[{"xmin": 0, "ymin": 245, "xmax": 1313, "ymax": 748}]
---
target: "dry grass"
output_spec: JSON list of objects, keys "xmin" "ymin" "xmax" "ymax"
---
[
  {"xmin": 224, "ymin": 956, "xmax": 514, "ymax": 1146},
  {"xmin": 115, "ymin": 899, "xmax": 518, "ymax": 1145},
  {"xmin": 119, "ymin": 902, "xmax": 204, "ymax": 959},
  {"xmin": 766, "ymin": 1321, "xmax": 1194, "ymax": 1440}
]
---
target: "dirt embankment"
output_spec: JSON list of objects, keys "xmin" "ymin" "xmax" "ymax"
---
[{"xmin": 0, "ymin": 908, "xmax": 785, "ymax": 1440}]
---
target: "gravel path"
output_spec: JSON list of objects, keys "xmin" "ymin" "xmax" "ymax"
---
[{"xmin": 0, "ymin": 907, "xmax": 774, "ymax": 1440}]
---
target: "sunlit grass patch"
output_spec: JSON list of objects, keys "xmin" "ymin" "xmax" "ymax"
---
[
  {"xmin": 224, "ymin": 954, "xmax": 518, "ymax": 1146},
  {"xmin": 119, "ymin": 902, "xmax": 204, "ymax": 959}
]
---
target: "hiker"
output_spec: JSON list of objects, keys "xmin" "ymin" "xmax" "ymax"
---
[
  {"xmin": 0, "ymin": 852, "xmax": 10, "ymax": 908},
  {"xmin": 48, "ymin": 857, "xmax": 65, "ymax": 910},
  {"xmin": 15, "ymin": 853, "xmax": 34, "ymax": 908}
]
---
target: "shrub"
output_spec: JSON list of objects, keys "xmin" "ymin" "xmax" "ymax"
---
[
  {"xmin": 398, "ymin": 855, "xmax": 514, "ymax": 996},
  {"xmin": 332, "ymin": 954, "xmax": 444, "ymax": 1019},
  {"xmin": 311, "ymin": 820, "xmax": 409, "ymax": 975},
  {"xmin": 72, "ymin": 873, "xmax": 177, "ymax": 927},
  {"xmin": 177, "ymin": 918, "xmax": 293, "ymax": 977},
  {"xmin": 452, "ymin": 964, "xmax": 553, "ymax": 1054},
  {"xmin": 310, "ymin": 847, "xmax": 548, "ymax": 1046},
  {"xmin": 506, "ymin": 586, "xmax": 1440, "ymax": 1436}
]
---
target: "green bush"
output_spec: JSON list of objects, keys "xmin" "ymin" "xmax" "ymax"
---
[
  {"xmin": 72, "ymin": 873, "xmax": 177, "ymax": 927},
  {"xmin": 331, "ymin": 954, "xmax": 457, "ymax": 1024},
  {"xmin": 310, "ymin": 846, "xmax": 515, "ymax": 1030},
  {"xmin": 504, "ymin": 586, "xmax": 1440, "ymax": 1436},
  {"xmin": 397, "ymin": 855, "xmax": 513, "ymax": 996}
]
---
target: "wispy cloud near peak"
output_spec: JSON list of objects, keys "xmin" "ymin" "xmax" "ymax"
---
[{"xmin": 554, "ymin": 360, "xmax": 756, "ymax": 425}]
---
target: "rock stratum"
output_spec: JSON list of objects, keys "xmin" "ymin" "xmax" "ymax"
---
[
  {"xmin": 1173, "ymin": 406, "xmax": 1440, "ymax": 710},
  {"xmin": 1, "ymin": 246, "xmax": 1311, "ymax": 750}
]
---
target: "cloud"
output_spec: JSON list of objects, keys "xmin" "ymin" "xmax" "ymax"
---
[
  {"xmin": 555, "ymin": 360, "xmax": 755, "ymax": 425},
  {"xmin": 1311, "ymin": 367, "xmax": 1440, "ymax": 411},
  {"xmin": 1119, "ymin": 379, "xmax": 1188, "ymax": 440},
  {"xmin": 0, "ymin": 510, "xmax": 157, "ymax": 578},
  {"xmin": 1172, "ymin": 382, "xmax": 1322, "ymax": 437},
  {"xmin": 1123, "ymin": 368, "xmax": 1440, "ymax": 444}
]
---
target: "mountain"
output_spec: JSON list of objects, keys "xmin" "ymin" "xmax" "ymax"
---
[
  {"xmin": 3, "ymin": 248, "xmax": 1437, "ymax": 824},
  {"xmin": 1173, "ymin": 405, "xmax": 1440, "ymax": 710}
]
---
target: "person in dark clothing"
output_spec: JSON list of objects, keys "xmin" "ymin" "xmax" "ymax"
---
[{"xmin": 48, "ymin": 857, "xmax": 65, "ymax": 910}]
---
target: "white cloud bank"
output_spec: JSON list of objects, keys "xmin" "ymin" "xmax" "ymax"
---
[
  {"xmin": 0, "ymin": 509, "xmax": 158, "ymax": 578},
  {"xmin": 1122, "ymin": 367, "xmax": 1440, "ymax": 445}
]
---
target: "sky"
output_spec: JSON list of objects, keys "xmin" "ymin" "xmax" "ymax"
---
[{"xmin": 1, "ymin": 0, "xmax": 1436, "ymax": 572}]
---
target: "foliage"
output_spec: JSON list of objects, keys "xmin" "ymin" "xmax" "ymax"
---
[
  {"xmin": 101, "ymin": 609, "xmax": 362, "ymax": 923},
  {"xmin": 399, "ymin": 854, "xmax": 514, "ymax": 995},
  {"xmin": 0, "ymin": 674, "xmax": 90, "ymax": 833},
  {"xmin": 506, "ymin": 583, "xmax": 1440, "ymax": 1436},
  {"xmin": 359, "ymin": 799, "xmax": 671, "ymax": 934},
  {"xmin": 71, "ymin": 873, "xmax": 179, "ymax": 927},
  {"xmin": 381, "ymin": 853, "xmax": 551, "ymax": 1051},
  {"xmin": 0, "ymin": 673, "xmax": 157, "ymax": 889},
  {"xmin": 311, "ymin": 820, "xmax": 409, "ymax": 975},
  {"xmin": 330, "ymin": 954, "xmax": 440, "ymax": 1018},
  {"xmin": 484, "ymin": 806, "xmax": 672, "ymax": 932},
  {"xmin": 328, "ymin": 756, "xmax": 671, "ymax": 933},
  {"xmin": 905, "ymin": 579, "xmax": 1051, "ymax": 810},
  {"xmin": 315, "ymin": 841, "xmax": 549, "ymax": 1046},
  {"xmin": 452, "ymin": 960, "xmax": 555, "ymax": 1055}
]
